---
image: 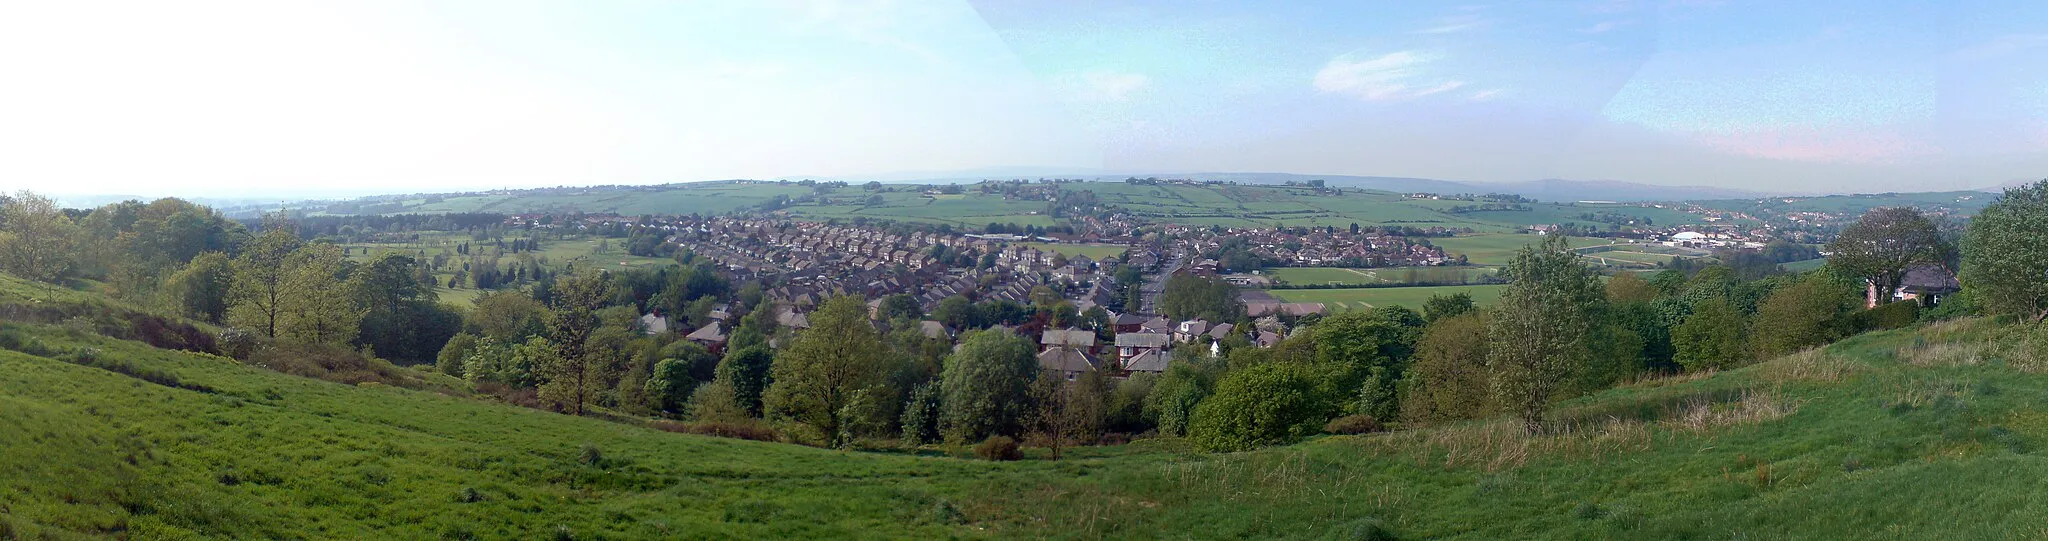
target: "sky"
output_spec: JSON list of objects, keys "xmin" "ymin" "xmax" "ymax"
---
[{"xmin": 2, "ymin": 0, "xmax": 2046, "ymax": 198}]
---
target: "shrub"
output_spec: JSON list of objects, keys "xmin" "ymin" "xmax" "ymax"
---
[
  {"xmin": 218, "ymin": 328, "xmax": 260, "ymax": 359},
  {"xmin": 1324, "ymin": 414, "xmax": 1385, "ymax": 435},
  {"xmin": 578, "ymin": 443, "xmax": 604, "ymax": 467},
  {"xmin": 931, "ymin": 499, "xmax": 965, "ymax": 525},
  {"xmin": 1858, "ymin": 301, "xmax": 1920, "ymax": 331},
  {"xmin": 973, "ymin": 435, "xmax": 1022, "ymax": 461},
  {"xmin": 1189, "ymin": 362, "xmax": 1330, "ymax": 452},
  {"xmin": 650, "ymin": 420, "xmax": 780, "ymax": 442},
  {"xmin": 1322, "ymin": 517, "xmax": 1397, "ymax": 541}
]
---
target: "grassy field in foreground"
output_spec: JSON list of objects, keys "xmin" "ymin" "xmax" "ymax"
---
[
  {"xmin": 10, "ymin": 270, "xmax": 2048, "ymax": 538},
  {"xmin": 1272, "ymin": 284, "xmax": 1509, "ymax": 311}
]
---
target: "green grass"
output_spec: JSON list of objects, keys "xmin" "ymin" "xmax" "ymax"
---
[
  {"xmin": 1783, "ymin": 258, "xmax": 1829, "ymax": 273},
  {"xmin": 1271, "ymin": 284, "xmax": 1509, "ymax": 311},
  {"xmin": 1431, "ymin": 234, "xmax": 1614, "ymax": 266},
  {"xmin": 1017, "ymin": 242, "xmax": 1129, "ymax": 260},
  {"xmin": 1267, "ymin": 267, "xmax": 1496, "ymax": 286},
  {"xmin": 12, "ymin": 272, "xmax": 2048, "ymax": 538}
]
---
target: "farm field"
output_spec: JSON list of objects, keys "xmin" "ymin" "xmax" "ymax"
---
[
  {"xmin": 1429, "ymin": 234, "xmax": 1614, "ymax": 266},
  {"xmin": 1267, "ymin": 266, "xmax": 1496, "ymax": 286},
  {"xmin": 1782, "ymin": 257, "xmax": 1829, "ymax": 273},
  {"xmin": 1271, "ymin": 284, "xmax": 1508, "ymax": 311},
  {"xmin": 1017, "ymin": 242, "xmax": 1130, "ymax": 260}
]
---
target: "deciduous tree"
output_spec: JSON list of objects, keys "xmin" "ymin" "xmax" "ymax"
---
[{"xmin": 1961, "ymin": 180, "xmax": 2048, "ymax": 320}]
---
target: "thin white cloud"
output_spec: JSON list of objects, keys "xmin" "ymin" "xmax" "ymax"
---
[
  {"xmin": 1470, "ymin": 89, "xmax": 1505, "ymax": 101},
  {"xmin": 1414, "ymin": 21, "xmax": 1485, "ymax": 35},
  {"xmin": 1952, "ymin": 34, "xmax": 2048, "ymax": 62},
  {"xmin": 1579, "ymin": 20, "xmax": 1631, "ymax": 34},
  {"xmin": 1312, "ymin": 51, "xmax": 1466, "ymax": 101},
  {"xmin": 1064, "ymin": 70, "xmax": 1150, "ymax": 102}
]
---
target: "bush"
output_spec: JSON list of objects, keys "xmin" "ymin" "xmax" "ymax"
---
[
  {"xmin": 1858, "ymin": 301, "xmax": 1920, "ymax": 331},
  {"xmin": 218, "ymin": 328, "xmax": 260, "ymax": 359},
  {"xmin": 1322, "ymin": 517, "xmax": 1397, "ymax": 541},
  {"xmin": 1919, "ymin": 291, "xmax": 1979, "ymax": 322},
  {"xmin": 1189, "ymin": 362, "xmax": 1330, "ymax": 452},
  {"xmin": 1324, "ymin": 414, "xmax": 1385, "ymax": 435},
  {"xmin": 650, "ymin": 420, "xmax": 781, "ymax": 442},
  {"xmin": 973, "ymin": 435, "xmax": 1022, "ymax": 461},
  {"xmin": 578, "ymin": 443, "xmax": 604, "ymax": 467}
]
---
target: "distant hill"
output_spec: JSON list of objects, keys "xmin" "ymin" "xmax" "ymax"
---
[{"xmin": 846, "ymin": 170, "xmax": 1782, "ymax": 203}]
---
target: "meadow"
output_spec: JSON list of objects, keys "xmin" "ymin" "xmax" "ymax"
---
[
  {"xmin": 1267, "ymin": 266, "xmax": 1496, "ymax": 286},
  {"xmin": 9, "ymin": 276, "xmax": 2048, "ymax": 539},
  {"xmin": 1017, "ymin": 242, "xmax": 1130, "ymax": 260},
  {"xmin": 1271, "ymin": 284, "xmax": 1510, "ymax": 311}
]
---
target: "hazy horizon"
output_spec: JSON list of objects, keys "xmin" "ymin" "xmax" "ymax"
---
[{"xmin": 6, "ymin": 1, "xmax": 2047, "ymax": 198}]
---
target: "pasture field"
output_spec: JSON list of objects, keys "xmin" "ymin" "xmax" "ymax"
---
[
  {"xmin": 1429, "ymin": 234, "xmax": 1612, "ymax": 266},
  {"xmin": 7, "ymin": 270, "xmax": 2048, "ymax": 538},
  {"xmin": 1017, "ymin": 242, "xmax": 1130, "ymax": 260},
  {"xmin": 1271, "ymin": 284, "xmax": 1509, "ymax": 311},
  {"xmin": 1268, "ymin": 266, "xmax": 1496, "ymax": 286}
]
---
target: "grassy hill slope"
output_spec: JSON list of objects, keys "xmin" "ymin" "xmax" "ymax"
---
[{"xmin": 7, "ymin": 284, "xmax": 2048, "ymax": 538}]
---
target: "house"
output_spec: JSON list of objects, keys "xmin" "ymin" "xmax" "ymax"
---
[
  {"xmin": 1124, "ymin": 349, "xmax": 1171, "ymax": 373},
  {"xmin": 1039, "ymin": 328, "xmax": 1098, "ymax": 354},
  {"xmin": 638, "ymin": 312, "xmax": 673, "ymax": 335},
  {"xmin": 1141, "ymin": 316, "xmax": 1173, "ymax": 334},
  {"xmin": 1870, "ymin": 264, "xmax": 1962, "ymax": 307},
  {"xmin": 1113, "ymin": 313, "xmax": 1151, "ymax": 334},
  {"xmin": 920, "ymin": 320, "xmax": 950, "ymax": 340},
  {"xmin": 685, "ymin": 321, "xmax": 728, "ymax": 353},
  {"xmin": 1256, "ymin": 331, "xmax": 1283, "ymax": 348},
  {"xmin": 1038, "ymin": 346, "xmax": 1100, "ymax": 381},
  {"xmin": 1115, "ymin": 332, "xmax": 1171, "ymax": 363},
  {"xmin": 775, "ymin": 308, "xmax": 811, "ymax": 330},
  {"xmin": 1173, "ymin": 320, "xmax": 1210, "ymax": 343},
  {"xmin": 1207, "ymin": 322, "xmax": 1235, "ymax": 342}
]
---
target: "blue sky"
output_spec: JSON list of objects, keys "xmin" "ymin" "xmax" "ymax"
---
[{"xmin": 3, "ymin": 0, "xmax": 2045, "ymax": 197}]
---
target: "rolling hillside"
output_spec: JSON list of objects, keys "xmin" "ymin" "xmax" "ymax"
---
[{"xmin": 8, "ymin": 272, "xmax": 2048, "ymax": 538}]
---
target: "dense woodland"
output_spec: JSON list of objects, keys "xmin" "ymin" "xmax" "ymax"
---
[{"xmin": 3, "ymin": 181, "xmax": 2046, "ymax": 459}]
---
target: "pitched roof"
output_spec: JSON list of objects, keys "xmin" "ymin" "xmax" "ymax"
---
[
  {"xmin": 1208, "ymin": 322, "xmax": 1235, "ymax": 339},
  {"xmin": 1901, "ymin": 264, "xmax": 1961, "ymax": 292},
  {"xmin": 1040, "ymin": 328, "xmax": 1097, "ymax": 348},
  {"xmin": 1124, "ymin": 349, "xmax": 1171, "ymax": 372},
  {"xmin": 1115, "ymin": 333, "xmax": 1171, "ymax": 348},
  {"xmin": 920, "ymin": 320, "xmax": 948, "ymax": 340},
  {"xmin": 1037, "ymin": 347, "xmax": 1099, "ymax": 373},
  {"xmin": 685, "ymin": 321, "xmax": 726, "ymax": 343}
]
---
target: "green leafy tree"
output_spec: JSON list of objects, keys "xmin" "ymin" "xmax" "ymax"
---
[
  {"xmin": 1827, "ymin": 207, "xmax": 1950, "ymax": 305},
  {"xmin": 1143, "ymin": 356, "xmax": 1218, "ymax": 436},
  {"xmin": 1752, "ymin": 272, "xmax": 1858, "ymax": 356},
  {"xmin": 877, "ymin": 293, "xmax": 923, "ymax": 321},
  {"xmin": 165, "ymin": 251, "xmax": 234, "ymax": 323},
  {"xmin": 900, "ymin": 381, "xmax": 943, "ymax": 445},
  {"xmin": 1187, "ymin": 362, "xmax": 1329, "ymax": 451},
  {"xmin": 763, "ymin": 296, "xmax": 891, "ymax": 447},
  {"xmin": 1487, "ymin": 234, "xmax": 1605, "ymax": 434},
  {"xmin": 716, "ymin": 346, "xmax": 775, "ymax": 416},
  {"xmin": 1027, "ymin": 370, "xmax": 1108, "ymax": 459},
  {"xmin": 1400, "ymin": 312, "xmax": 1491, "ymax": 422},
  {"xmin": 939, "ymin": 330, "xmax": 1040, "ymax": 443},
  {"xmin": 227, "ymin": 228, "xmax": 303, "ymax": 337},
  {"xmin": 277, "ymin": 244, "xmax": 362, "ymax": 346},
  {"xmin": 1422, "ymin": 292, "xmax": 1475, "ymax": 323},
  {"xmin": 1672, "ymin": 297, "xmax": 1748, "ymax": 371},
  {"xmin": 539, "ymin": 271, "xmax": 615, "ymax": 415},
  {"xmin": 0, "ymin": 190, "xmax": 78, "ymax": 284},
  {"xmin": 1160, "ymin": 274, "xmax": 1245, "ymax": 322},
  {"xmin": 1961, "ymin": 180, "xmax": 2048, "ymax": 320},
  {"xmin": 437, "ymin": 332, "xmax": 480, "ymax": 377},
  {"xmin": 645, "ymin": 357, "xmax": 697, "ymax": 413}
]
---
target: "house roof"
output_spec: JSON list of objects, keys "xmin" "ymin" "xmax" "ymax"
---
[
  {"xmin": 1176, "ymin": 320, "xmax": 1210, "ymax": 335},
  {"xmin": 1115, "ymin": 333, "xmax": 1171, "ymax": 348},
  {"xmin": 920, "ymin": 320, "xmax": 948, "ymax": 340},
  {"xmin": 639, "ymin": 313, "xmax": 670, "ymax": 335},
  {"xmin": 685, "ymin": 321, "xmax": 726, "ymax": 343},
  {"xmin": 1040, "ymin": 328, "xmax": 1097, "ymax": 348},
  {"xmin": 1124, "ymin": 349, "xmax": 1171, "ymax": 372},
  {"xmin": 1037, "ymin": 347, "xmax": 1099, "ymax": 373},
  {"xmin": 1208, "ymin": 322, "xmax": 1235, "ymax": 339},
  {"xmin": 1114, "ymin": 313, "xmax": 1151, "ymax": 326},
  {"xmin": 1901, "ymin": 264, "xmax": 1961, "ymax": 292}
]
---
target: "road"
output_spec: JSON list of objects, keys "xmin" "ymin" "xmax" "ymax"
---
[{"xmin": 1138, "ymin": 247, "xmax": 1186, "ymax": 315}]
